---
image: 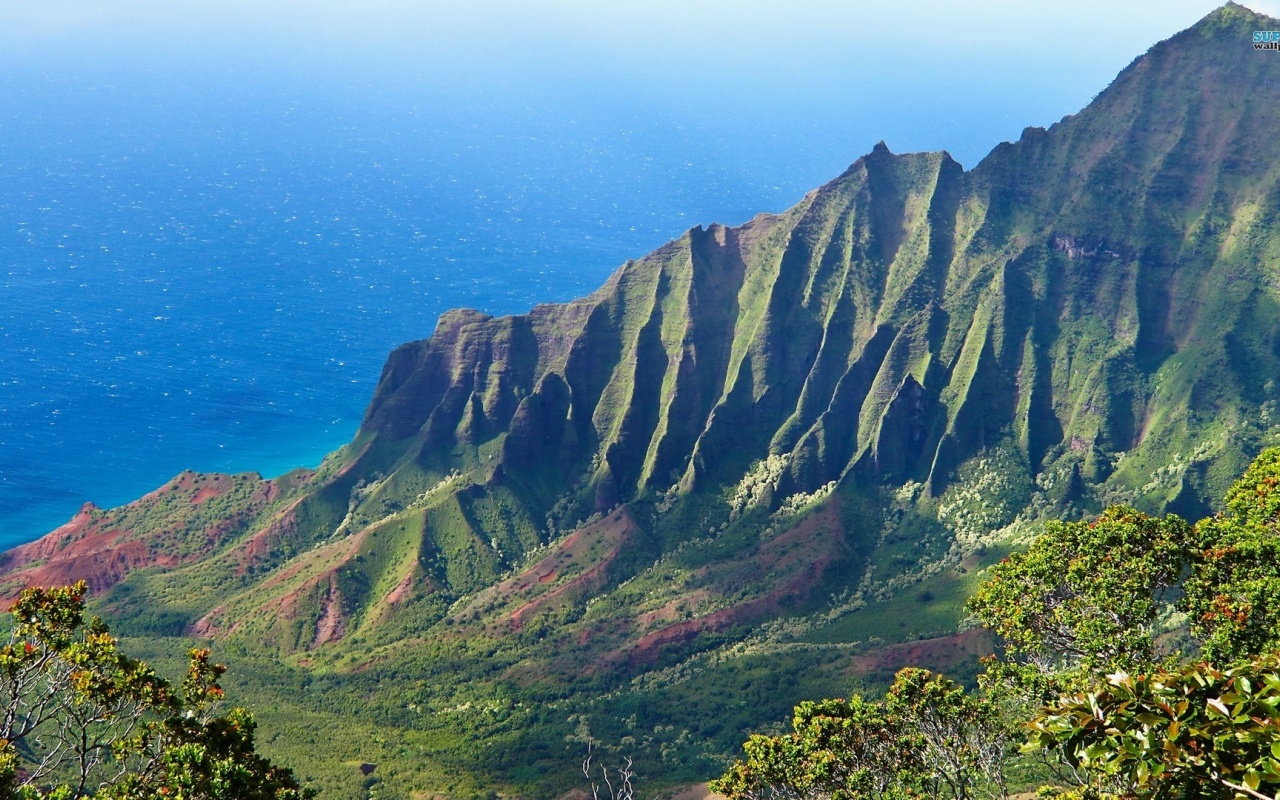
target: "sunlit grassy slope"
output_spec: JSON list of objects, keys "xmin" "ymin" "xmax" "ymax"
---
[{"xmin": 5, "ymin": 4, "xmax": 1280, "ymax": 797}]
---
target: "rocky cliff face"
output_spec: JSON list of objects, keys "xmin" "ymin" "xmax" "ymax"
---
[
  {"xmin": 3, "ymin": 0, "xmax": 1279, "ymax": 724},
  {"xmin": 349, "ymin": 1, "xmax": 1280, "ymax": 531}
]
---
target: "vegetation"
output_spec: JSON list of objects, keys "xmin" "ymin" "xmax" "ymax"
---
[
  {"xmin": 2, "ymin": 3, "xmax": 1280, "ymax": 797},
  {"xmin": 1028, "ymin": 656, "xmax": 1280, "ymax": 799},
  {"xmin": 0, "ymin": 582, "xmax": 310, "ymax": 799},
  {"xmin": 967, "ymin": 507, "xmax": 1191, "ymax": 675},
  {"xmin": 711, "ymin": 668, "xmax": 1009, "ymax": 800},
  {"xmin": 1185, "ymin": 449, "xmax": 1280, "ymax": 664},
  {"xmin": 719, "ymin": 448, "xmax": 1280, "ymax": 800}
]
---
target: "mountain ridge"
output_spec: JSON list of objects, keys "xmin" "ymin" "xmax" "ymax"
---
[
  {"xmin": 9, "ymin": 0, "xmax": 1279, "ymax": 664},
  {"xmin": 3, "ymin": 4, "xmax": 1280, "ymax": 796}
]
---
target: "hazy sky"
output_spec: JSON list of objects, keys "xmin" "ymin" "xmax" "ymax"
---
[
  {"xmin": 1, "ymin": 1, "xmax": 1275, "ymax": 168},
  {"xmin": 3, "ymin": 1, "xmax": 1268, "ymax": 80}
]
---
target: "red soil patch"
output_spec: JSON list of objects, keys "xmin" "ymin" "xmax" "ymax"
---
[
  {"xmin": 192, "ymin": 486, "xmax": 222, "ymax": 505},
  {"xmin": 510, "ymin": 556, "xmax": 612, "ymax": 631},
  {"xmin": 612, "ymin": 500, "xmax": 849, "ymax": 669},
  {"xmin": 0, "ymin": 472, "xmax": 279, "ymax": 607},
  {"xmin": 189, "ymin": 608, "xmax": 225, "ymax": 638},
  {"xmin": 233, "ymin": 499, "xmax": 304, "ymax": 574},
  {"xmin": 311, "ymin": 573, "xmax": 347, "ymax": 648},
  {"xmin": 384, "ymin": 571, "xmax": 416, "ymax": 608},
  {"xmin": 192, "ymin": 525, "xmax": 370, "ymax": 641},
  {"xmin": 6, "ymin": 541, "xmax": 183, "ymax": 603},
  {"xmin": 504, "ymin": 511, "xmax": 635, "ymax": 631},
  {"xmin": 2, "ymin": 502, "xmax": 99, "ymax": 567},
  {"xmin": 622, "ymin": 560, "xmax": 830, "ymax": 668},
  {"xmin": 634, "ymin": 590, "xmax": 714, "ymax": 629},
  {"xmin": 848, "ymin": 628, "xmax": 994, "ymax": 676},
  {"xmin": 372, "ymin": 565, "xmax": 445, "ymax": 627},
  {"xmin": 452, "ymin": 508, "xmax": 637, "ymax": 634}
]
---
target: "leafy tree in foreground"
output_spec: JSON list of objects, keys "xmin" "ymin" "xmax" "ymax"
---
[
  {"xmin": 889, "ymin": 669, "xmax": 1010, "ymax": 800},
  {"xmin": 1185, "ymin": 449, "xmax": 1280, "ymax": 664},
  {"xmin": 715, "ymin": 448, "xmax": 1280, "ymax": 800},
  {"xmin": 710, "ymin": 693, "xmax": 919, "ymax": 800},
  {"xmin": 966, "ymin": 506, "xmax": 1193, "ymax": 680},
  {"xmin": 0, "ymin": 582, "xmax": 313, "ymax": 800},
  {"xmin": 710, "ymin": 669, "xmax": 1009, "ymax": 800},
  {"xmin": 1027, "ymin": 655, "xmax": 1280, "ymax": 800}
]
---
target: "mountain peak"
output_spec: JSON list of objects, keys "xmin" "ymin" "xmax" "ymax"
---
[
  {"xmin": 1211, "ymin": 2, "xmax": 1276, "ymax": 22},
  {"xmin": 1188, "ymin": 1, "xmax": 1277, "ymax": 34}
]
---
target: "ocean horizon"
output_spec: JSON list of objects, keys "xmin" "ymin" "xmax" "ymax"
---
[
  {"xmin": 1, "ymin": 67, "xmax": 886, "ymax": 548},
  {"xmin": 0, "ymin": 9, "xmax": 1196, "ymax": 548}
]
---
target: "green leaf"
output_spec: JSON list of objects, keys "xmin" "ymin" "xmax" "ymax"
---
[{"xmin": 1244, "ymin": 770, "xmax": 1262, "ymax": 791}]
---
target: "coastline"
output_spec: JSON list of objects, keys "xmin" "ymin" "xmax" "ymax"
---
[{"xmin": 0, "ymin": 422, "xmax": 359, "ymax": 552}]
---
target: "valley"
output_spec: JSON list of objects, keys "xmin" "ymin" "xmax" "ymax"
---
[{"xmin": 4, "ymin": 4, "xmax": 1280, "ymax": 797}]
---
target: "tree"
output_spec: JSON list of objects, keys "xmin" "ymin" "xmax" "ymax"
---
[
  {"xmin": 717, "ymin": 449, "xmax": 1280, "ymax": 800},
  {"xmin": 888, "ymin": 669, "xmax": 1010, "ymax": 800},
  {"xmin": 0, "ymin": 582, "xmax": 312, "ymax": 800},
  {"xmin": 966, "ymin": 507, "xmax": 1193, "ymax": 680},
  {"xmin": 1185, "ymin": 449, "xmax": 1280, "ymax": 664},
  {"xmin": 1026, "ymin": 655, "xmax": 1280, "ymax": 800},
  {"xmin": 710, "ymin": 692, "xmax": 919, "ymax": 800},
  {"xmin": 582, "ymin": 742, "xmax": 635, "ymax": 800},
  {"xmin": 977, "ymin": 449, "xmax": 1280, "ymax": 798},
  {"xmin": 710, "ymin": 669, "xmax": 1009, "ymax": 800}
]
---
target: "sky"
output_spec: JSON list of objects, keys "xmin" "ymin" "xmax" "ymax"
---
[
  {"xmin": 0, "ymin": 1, "xmax": 1271, "ymax": 171},
  {"xmin": 3, "ymin": 2, "xmax": 1270, "ymax": 62},
  {"xmin": 0, "ymin": 0, "xmax": 1275, "ymax": 538}
]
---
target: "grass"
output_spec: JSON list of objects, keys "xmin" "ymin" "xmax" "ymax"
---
[
  {"xmin": 48, "ymin": 15, "xmax": 1280, "ymax": 793},
  {"xmin": 801, "ymin": 556, "xmax": 991, "ymax": 646}
]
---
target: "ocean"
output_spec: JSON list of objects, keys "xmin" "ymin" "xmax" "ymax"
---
[
  {"xmin": 0, "ymin": 47, "xmax": 1111, "ymax": 549},
  {"xmin": 0, "ymin": 68, "xmax": 845, "ymax": 548}
]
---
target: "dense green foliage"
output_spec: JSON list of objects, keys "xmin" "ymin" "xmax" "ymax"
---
[
  {"xmin": 967, "ymin": 507, "xmax": 1191, "ymax": 675},
  {"xmin": 1022, "ymin": 448, "xmax": 1280, "ymax": 800},
  {"xmin": 0, "ymin": 583, "xmax": 310, "ymax": 800},
  {"xmin": 3, "ymin": 3, "xmax": 1280, "ymax": 797},
  {"xmin": 1028, "ymin": 657, "xmax": 1280, "ymax": 799},
  {"xmin": 710, "ymin": 668, "xmax": 1009, "ymax": 800},
  {"xmin": 721, "ymin": 446, "xmax": 1280, "ymax": 800},
  {"xmin": 711, "ymin": 694, "xmax": 923, "ymax": 800},
  {"xmin": 1186, "ymin": 449, "xmax": 1280, "ymax": 663}
]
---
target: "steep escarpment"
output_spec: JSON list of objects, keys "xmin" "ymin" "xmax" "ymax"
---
[
  {"xmin": 11, "ymin": 2, "xmax": 1273, "ymax": 648},
  {"xmin": 17, "ymin": 3, "xmax": 1280, "ymax": 652},
  {"xmin": 354, "ymin": 147, "xmax": 972, "ymax": 508},
  {"xmin": 5, "ymin": 5, "xmax": 1280, "ymax": 797}
]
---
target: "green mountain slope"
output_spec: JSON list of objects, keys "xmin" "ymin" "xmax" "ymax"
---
[{"xmin": 5, "ymin": 4, "xmax": 1280, "ymax": 797}]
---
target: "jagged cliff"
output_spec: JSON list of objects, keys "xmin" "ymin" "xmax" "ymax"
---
[
  {"xmin": 351, "ymin": 2, "xmax": 1280, "ymax": 526},
  {"xmin": 9, "ymin": 0, "xmax": 1280, "ymax": 650},
  {"xmin": 4, "ymin": 5, "xmax": 1280, "ymax": 796}
]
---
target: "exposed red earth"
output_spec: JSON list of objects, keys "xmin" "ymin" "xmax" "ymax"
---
[
  {"xmin": 849, "ymin": 628, "xmax": 994, "ymax": 676},
  {"xmin": 0, "ymin": 471, "xmax": 286, "ymax": 606}
]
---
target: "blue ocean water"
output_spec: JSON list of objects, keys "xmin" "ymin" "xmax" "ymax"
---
[
  {"xmin": 0, "ymin": 38, "xmax": 1129, "ymax": 549},
  {"xmin": 0, "ymin": 67, "xmax": 878, "ymax": 548}
]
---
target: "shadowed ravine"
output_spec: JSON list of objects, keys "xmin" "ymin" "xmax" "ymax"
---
[{"xmin": 3, "ymin": 5, "xmax": 1280, "ymax": 797}]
